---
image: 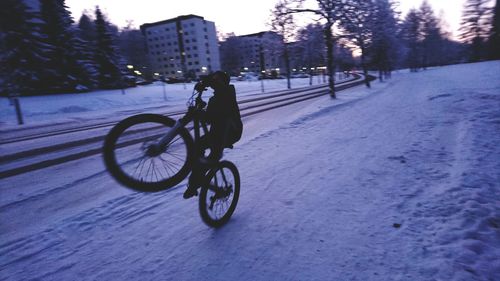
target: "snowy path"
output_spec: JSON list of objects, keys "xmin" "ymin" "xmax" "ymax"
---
[{"xmin": 1, "ymin": 62, "xmax": 499, "ymax": 280}]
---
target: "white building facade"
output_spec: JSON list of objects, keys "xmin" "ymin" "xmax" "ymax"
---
[{"xmin": 140, "ymin": 15, "xmax": 220, "ymax": 80}]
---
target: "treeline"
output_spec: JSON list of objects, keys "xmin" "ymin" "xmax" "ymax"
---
[
  {"xmin": 0, "ymin": 0, "xmax": 147, "ymax": 96},
  {"xmin": 220, "ymin": 0, "xmax": 499, "ymax": 97}
]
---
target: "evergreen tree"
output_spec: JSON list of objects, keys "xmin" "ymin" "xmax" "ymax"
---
[
  {"xmin": 39, "ymin": 0, "xmax": 93, "ymax": 92},
  {"xmin": 117, "ymin": 23, "xmax": 150, "ymax": 77},
  {"xmin": 370, "ymin": 0, "xmax": 400, "ymax": 80},
  {"xmin": 77, "ymin": 13, "xmax": 96, "ymax": 43},
  {"xmin": 419, "ymin": 0, "xmax": 445, "ymax": 67},
  {"xmin": 460, "ymin": 0, "xmax": 491, "ymax": 61},
  {"xmin": 72, "ymin": 14, "xmax": 98, "ymax": 89},
  {"xmin": 489, "ymin": 0, "xmax": 500, "ymax": 59},
  {"xmin": 94, "ymin": 6, "xmax": 123, "ymax": 89},
  {"xmin": 0, "ymin": 0, "xmax": 48, "ymax": 96},
  {"xmin": 402, "ymin": 9, "xmax": 423, "ymax": 71}
]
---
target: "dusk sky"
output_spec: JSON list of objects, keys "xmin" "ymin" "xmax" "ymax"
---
[{"xmin": 65, "ymin": 0, "xmax": 491, "ymax": 38}]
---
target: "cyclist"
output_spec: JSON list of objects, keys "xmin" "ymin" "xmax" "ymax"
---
[{"xmin": 183, "ymin": 71, "xmax": 243, "ymax": 199}]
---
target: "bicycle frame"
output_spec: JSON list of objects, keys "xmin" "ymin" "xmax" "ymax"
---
[{"xmin": 157, "ymin": 90, "xmax": 208, "ymax": 158}]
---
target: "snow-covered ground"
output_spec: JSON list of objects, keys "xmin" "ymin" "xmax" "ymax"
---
[{"xmin": 0, "ymin": 61, "xmax": 499, "ymax": 280}]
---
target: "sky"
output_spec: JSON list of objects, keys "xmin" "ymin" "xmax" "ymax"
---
[{"xmin": 65, "ymin": 0, "xmax": 489, "ymax": 38}]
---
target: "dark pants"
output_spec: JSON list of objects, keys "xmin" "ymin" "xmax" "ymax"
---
[{"xmin": 188, "ymin": 122, "xmax": 226, "ymax": 188}]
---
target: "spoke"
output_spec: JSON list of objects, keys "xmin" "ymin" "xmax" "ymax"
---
[
  {"xmin": 132, "ymin": 156, "xmax": 148, "ymax": 179},
  {"xmin": 151, "ymin": 159, "xmax": 160, "ymax": 182},
  {"xmin": 159, "ymin": 157, "xmax": 179, "ymax": 175},
  {"xmin": 164, "ymin": 151, "xmax": 186, "ymax": 161},
  {"xmin": 145, "ymin": 160, "xmax": 154, "ymax": 182}
]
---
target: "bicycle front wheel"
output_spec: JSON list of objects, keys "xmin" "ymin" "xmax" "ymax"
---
[
  {"xmin": 103, "ymin": 114, "xmax": 194, "ymax": 192},
  {"xmin": 199, "ymin": 161, "xmax": 240, "ymax": 227}
]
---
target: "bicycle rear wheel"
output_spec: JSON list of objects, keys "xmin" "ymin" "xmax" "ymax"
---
[
  {"xmin": 103, "ymin": 114, "xmax": 194, "ymax": 192},
  {"xmin": 199, "ymin": 161, "xmax": 240, "ymax": 227}
]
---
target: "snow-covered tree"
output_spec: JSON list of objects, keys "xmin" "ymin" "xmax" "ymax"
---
[
  {"xmin": 77, "ymin": 13, "xmax": 96, "ymax": 43},
  {"xmin": 94, "ymin": 6, "xmax": 124, "ymax": 89},
  {"xmin": 460, "ymin": 0, "xmax": 492, "ymax": 61},
  {"xmin": 0, "ymin": 0, "xmax": 48, "ymax": 96},
  {"xmin": 39, "ymin": 0, "xmax": 93, "ymax": 92}
]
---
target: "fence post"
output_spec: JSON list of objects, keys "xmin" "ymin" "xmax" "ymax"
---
[
  {"xmin": 13, "ymin": 97, "xmax": 24, "ymax": 125},
  {"xmin": 162, "ymin": 82, "xmax": 167, "ymax": 101}
]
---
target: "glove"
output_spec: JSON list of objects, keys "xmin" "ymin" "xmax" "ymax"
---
[{"xmin": 194, "ymin": 82, "xmax": 206, "ymax": 92}]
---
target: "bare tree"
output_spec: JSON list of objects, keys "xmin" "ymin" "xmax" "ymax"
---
[
  {"xmin": 270, "ymin": 0, "xmax": 296, "ymax": 89},
  {"xmin": 337, "ymin": 0, "xmax": 373, "ymax": 87},
  {"xmin": 282, "ymin": 0, "xmax": 343, "ymax": 98},
  {"xmin": 294, "ymin": 23, "xmax": 326, "ymax": 85},
  {"xmin": 219, "ymin": 34, "xmax": 244, "ymax": 76}
]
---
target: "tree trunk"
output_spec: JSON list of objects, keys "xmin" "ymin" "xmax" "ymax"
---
[
  {"xmin": 324, "ymin": 23, "xmax": 336, "ymax": 98},
  {"xmin": 284, "ymin": 42, "xmax": 291, "ymax": 89},
  {"xmin": 360, "ymin": 45, "xmax": 370, "ymax": 88}
]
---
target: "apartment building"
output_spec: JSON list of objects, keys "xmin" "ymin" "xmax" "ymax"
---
[
  {"xmin": 220, "ymin": 31, "xmax": 285, "ymax": 76},
  {"xmin": 140, "ymin": 15, "xmax": 220, "ymax": 79}
]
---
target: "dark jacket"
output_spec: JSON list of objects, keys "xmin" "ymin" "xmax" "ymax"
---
[{"xmin": 206, "ymin": 84, "xmax": 243, "ymax": 146}]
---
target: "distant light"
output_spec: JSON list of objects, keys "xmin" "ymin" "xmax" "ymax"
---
[
  {"xmin": 127, "ymin": 65, "xmax": 134, "ymax": 69},
  {"xmin": 244, "ymin": 67, "xmax": 249, "ymax": 71},
  {"xmin": 275, "ymin": 68, "xmax": 280, "ymax": 71},
  {"xmin": 154, "ymin": 72, "xmax": 160, "ymax": 76}
]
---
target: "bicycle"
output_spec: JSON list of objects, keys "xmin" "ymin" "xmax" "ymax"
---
[{"xmin": 102, "ymin": 88, "xmax": 240, "ymax": 227}]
